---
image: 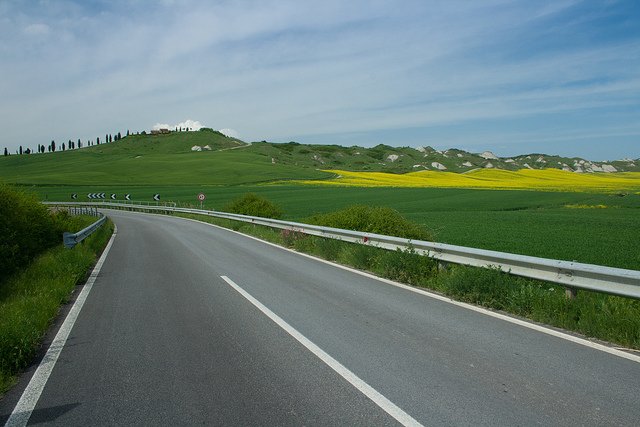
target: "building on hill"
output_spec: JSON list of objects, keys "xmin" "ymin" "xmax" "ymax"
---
[{"xmin": 150, "ymin": 128, "xmax": 171, "ymax": 135}]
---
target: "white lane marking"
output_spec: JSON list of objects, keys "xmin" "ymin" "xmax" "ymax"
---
[
  {"xmin": 180, "ymin": 217, "xmax": 640, "ymax": 364},
  {"xmin": 220, "ymin": 275, "xmax": 423, "ymax": 427},
  {"xmin": 5, "ymin": 225, "xmax": 118, "ymax": 427},
  {"xmin": 120, "ymin": 211, "xmax": 640, "ymax": 364}
]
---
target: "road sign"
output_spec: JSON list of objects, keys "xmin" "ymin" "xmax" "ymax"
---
[
  {"xmin": 197, "ymin": 193, "xmax": 206, "ymax": 201},
  {"xmin": 153, "ymin": 194, "xmax": 160, "ymax": 201},
  {"xmin": 110, "ymin": 194, "xmax": 116, "ymax": 200},
  {"xmin": 71, "ymin": 193, "xmax": 77, "ymax": 199},
  {"xmin": 125, "ymin": 194, "xmax": 131, "ymax": 200}
]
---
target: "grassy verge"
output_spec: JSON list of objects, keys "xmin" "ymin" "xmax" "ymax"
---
[
  {"xmin": 0, "ymin": 218, "xmax": 114, "ymax": 395},
  {"xmin": 174, "ymin": 212, "xmax": 640, "ymax": 350}
]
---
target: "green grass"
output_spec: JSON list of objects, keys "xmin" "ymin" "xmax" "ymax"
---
[
  {"xmin": 33, "ymin": 185, "xmax": 640, "ymax": 270},
  {"xmin": 0, "ymin": 218, "xmax": 113, "ymax": 395},
  {"xmin": 170, "ymin": 211, "xmax": 640, "ymax": 350},
  {"xmin": 0, "ymin": 132, "xmax": 331, "ymax": 186}
]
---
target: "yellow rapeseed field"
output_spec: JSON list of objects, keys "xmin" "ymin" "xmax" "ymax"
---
[{"xmin": 297, "ymin": 169, "xmax": 640, "ymax": 192}]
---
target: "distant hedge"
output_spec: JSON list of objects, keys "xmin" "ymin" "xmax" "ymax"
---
[
  {"xmin": 306, "ymin": 205, "xmax": 433, "ymax": 241},
  {"xmin": 223, "ymin": 193, "xmax": 283, "ymax": 219},
  {"xmin": 0, "ymin": 185, "xmax": 61, "ymax": 285}
]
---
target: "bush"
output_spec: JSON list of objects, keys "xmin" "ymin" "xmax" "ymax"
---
[
  {"xmin": 223, "ymin": 193, "xmax": 283, "ymax": 219},
  {"xmin": 306, "ymin": 205, "xmax": 433, "ymax": 240},
  {"xmin": 0, "ymin": 185, "xmax": 62, "ymax": 285}
]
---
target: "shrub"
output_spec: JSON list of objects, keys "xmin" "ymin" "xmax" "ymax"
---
[
  {"xmin": 306, "ymin": 205, "xmax": 433, "ymax": 241},
  {"xmin": 223, "ymin": 193, "xmax": 283, "ymax": 219},
  {"xmin": 0, "ymin": 185, "xmax": 62, "ymax": 285}
]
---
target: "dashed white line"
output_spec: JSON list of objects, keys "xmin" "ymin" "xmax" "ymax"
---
[
  {"xmin": 220, "ymin": 275, "xmax": 423, "ymax": 427},
  {"xmin": 182, "ymin": 216, "xmax": 638, "ymax": 364}
]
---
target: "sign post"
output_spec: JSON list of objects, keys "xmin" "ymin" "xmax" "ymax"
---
[{"xmin": 197, "ymin": 192, "xmax": 206, "ymax": 209}]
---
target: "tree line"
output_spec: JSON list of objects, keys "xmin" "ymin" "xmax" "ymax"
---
[
  {"xmin": 3, "ymin": 126, "xmax": 198, "ymax": 157},
  {"xmin": 3, "ymin": 130, "xmax": 132, "ymax": 157}
]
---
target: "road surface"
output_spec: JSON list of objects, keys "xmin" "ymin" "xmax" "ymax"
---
[{"xmin": 2, "ymin": 210, "xmax": 639, "ymax": 425}]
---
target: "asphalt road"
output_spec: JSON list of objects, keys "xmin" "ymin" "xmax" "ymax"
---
[{"xmin": 2, "ymin": 210, "xmax": 639, "ymax": 426}]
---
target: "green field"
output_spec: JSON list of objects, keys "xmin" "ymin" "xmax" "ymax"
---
[
  {"xmin": 25, "ymin": 184, "xmax": 640, "ymax": 271},
  {"xmin": 3, "ymin": 130, "xmax": 639, "ymax": 271}
]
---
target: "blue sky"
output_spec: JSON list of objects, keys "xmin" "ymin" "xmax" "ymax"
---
[{"xmin": 1, "ymin": 0, "xmax": 639, "ymax": 160}]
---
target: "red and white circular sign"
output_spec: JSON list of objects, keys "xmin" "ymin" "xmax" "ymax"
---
[{"xmin": 197, "ymin": 193, "xmax": 206, "ymax": 201}]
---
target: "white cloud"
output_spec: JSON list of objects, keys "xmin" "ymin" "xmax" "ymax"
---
[
  {"xmin": 218, "ymin": 128, "xmax": 239, "ymax": 138},
  {"xmin": 153, "ymin": 119, "xmax": 203, "ymax": 131}
]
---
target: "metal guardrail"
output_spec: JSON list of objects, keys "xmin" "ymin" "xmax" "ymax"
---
[
  {"xmin": 45, "ymin": 201, "xmax": 640, "ymax": 299},
  {"xmin": 62, "ymin": 214, "xmax": 107, "ymax": 249}
]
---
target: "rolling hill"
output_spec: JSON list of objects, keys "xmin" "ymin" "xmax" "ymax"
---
[{"xmin": 1, "ymin": 128, "xmax": 639, "ymax": 187}]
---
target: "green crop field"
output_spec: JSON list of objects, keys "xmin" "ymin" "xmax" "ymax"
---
[
  {"xmin": 3, "ymin": 130, "xmax": 639, "ymax": 271},
  {"xmin": 22, "ymin": 184, "xmax": 640, "ymax": 271}
]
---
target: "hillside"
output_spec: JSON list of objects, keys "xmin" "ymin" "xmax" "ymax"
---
[
  {"xmin": 1, "ymin": 129, "xmax": 639, "ymax": 187},
  {"xmin": 258, "ymin": 143, "xmax": 640, "ymax": 174},
  {"xmin": 0, "ymin": 130, "xmax": 331, "ymax": 185}
]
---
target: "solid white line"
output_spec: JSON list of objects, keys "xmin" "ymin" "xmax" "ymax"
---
[
  {"xmin": 220, "ymin": 275, "xmax": 423, "ymax": 427},
  {"xmin": 4, "ymin": 225, "xmax": 118, "ymax": 427}
]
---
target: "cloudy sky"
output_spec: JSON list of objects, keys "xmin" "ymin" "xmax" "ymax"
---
[{"xmin": 1, "ymin": 0, "xmax": 639, "ymax": 160}]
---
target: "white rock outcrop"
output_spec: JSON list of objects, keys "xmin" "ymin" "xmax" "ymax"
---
[
  {"xmin": 602, "ymin": 164, "xmax": 617, "ymax": 173},
  {"xmin": 415, "ymin": 146, "xmax": 426, "ymax": 153},
  {"xmin": 431, "ymin": 162, "xmax": 447, "ymax": 170},
  {"xmin": 191, "ymin": 145, "xmax": 202, "ymax": 152},
  {"xmin": 386, "ymin": 154, "xmax": 399, "ymax": 162},
  {"xmin": 203, "ymin": 145, "xmax": 212, "ymax": 151},
  {"xmin": 480, "ymin": 151, "xmax": 498, "ymax": 160},
  {"xmin": 484, "ymin": 162, "xmax": 494, "ymax": 168},
  {"xmin": 462, "ymin": 161, "xmax": 473, "ymax": 167}
]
